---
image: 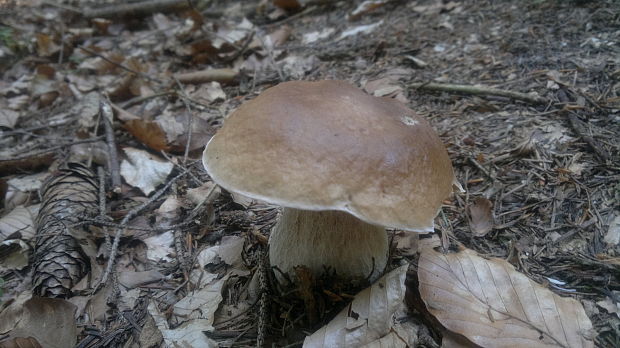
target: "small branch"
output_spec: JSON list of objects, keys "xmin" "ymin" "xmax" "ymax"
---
[
  {"xmin": 410, "ymin": 82, "xmax": 548, "ymax": 105},
  {"xmin": 82, "ymin": 0, "xmax": 191, "ymax": 19},
  {"xmin": 100, "ymin": 98, "xmax": 122, "ymax": 194},
  {"xmin": 0, "ymin": 137, "xmax": 104, "ymax": 162},
  {"xmin": 172, "ymin": 77, "xmax": 194, "ymax": 165},
  {"xmin": 173, "ymin": 68, "xmax": 238, "ymax": 85},
  {"xmin": 96, "ymin": 167, "xmax": 193, "ymax": 289},
  {"xmin": 97, "ymin": 167, "xmax": 112, "ymax": 257}
]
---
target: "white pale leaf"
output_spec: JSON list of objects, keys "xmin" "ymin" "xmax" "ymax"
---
[
  {"xmin": 144, "ymin": 231, "xmax": 174, "ymax": 262},
  {"xmin": 304, "ymin": 264, "xmax": 408, "ymax": 348},
  {"xmin": 418, "ymin": 248, "xmax": 595, "ymax": 348},
  {"xmin": 120, "ymin": 147, "xmax": 174, "ymax": 195},
  {"xmin": 173, "ymin": 274, "xmax": 225, "ymax": 323}
]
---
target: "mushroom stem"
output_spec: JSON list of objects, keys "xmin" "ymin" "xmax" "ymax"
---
[{"xmin": 269, "ymin": 208, "xmax": 388, "ymax": 282}]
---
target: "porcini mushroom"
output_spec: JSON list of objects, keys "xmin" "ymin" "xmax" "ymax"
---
[{"xmin": 203, "ymin": 80, "xmax": 454, "ymax": 282}]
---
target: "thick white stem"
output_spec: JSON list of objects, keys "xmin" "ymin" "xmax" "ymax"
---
[{"xmin": 268, "ymin": 208, "xmax": 388, "ymax": 282}]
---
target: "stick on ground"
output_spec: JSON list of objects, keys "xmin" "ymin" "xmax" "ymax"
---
[{"xmin": 410, "ymin": 82, "xmax": 549, "ymax": 105}]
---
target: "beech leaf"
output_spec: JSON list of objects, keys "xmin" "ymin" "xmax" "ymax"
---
[{"xmin": 418, "ymin": 248, "xmax": 594, "ymax": 348}]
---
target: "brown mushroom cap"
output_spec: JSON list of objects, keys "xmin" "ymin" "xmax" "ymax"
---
[{"xmin": 203, "ymin": 80, "xmax": 454, "ymax": 231}]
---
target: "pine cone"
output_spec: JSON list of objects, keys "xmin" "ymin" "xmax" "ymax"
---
[{"xmin": 33, "ymin": 163, "xmax": 99, "ymax": 298}]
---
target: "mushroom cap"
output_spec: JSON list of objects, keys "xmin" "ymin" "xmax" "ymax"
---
[{"xmin": 203, "ymin": 80, "xmax": 454, "ymax": 231}]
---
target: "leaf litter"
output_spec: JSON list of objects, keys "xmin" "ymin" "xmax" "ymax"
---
[{"xmin": 0, "ymin": 0, "xmax": 619, "ymax": 347}]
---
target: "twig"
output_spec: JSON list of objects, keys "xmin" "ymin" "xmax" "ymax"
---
[
  {"xmin": 119, "ymin": 91, "xmax": 174, "ymax": 109},
  {"xmin": 82, "ymin": 0, "xmax": 191, "ymax": 18},
  {"xmin": 100, "ymin": 98, "xmax": 122, "ymax": 194},
  {"xmin": 172, "ymin": 77, "xmax": 194, "ymax": 165},
  {"xmin": 97, "ymin": 167, "xmax": 112, "ymax": 258},
  {"xmin": 0, "ymin": 137, "xmax": 104, "ymax": 161},
  {"xmin": 410, "ymin": 82, "xmax": 548, "ymax": 105},
  {"xmin": 96, "ymin": 167, "xmax": 192, "ymax": 289},
  {"xmin": 173, "ymin": 68, "xmax": 238, "ymax": 85}
]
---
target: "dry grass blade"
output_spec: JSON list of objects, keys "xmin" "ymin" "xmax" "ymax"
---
[{"xmin": 418, "ymin": 248, "xmax": 594, "ymax": 348}]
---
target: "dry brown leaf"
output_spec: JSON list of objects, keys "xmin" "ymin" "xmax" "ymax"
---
[
  {"xmin": 467, "ymin": 197, "xmax": 494, "ymax": 237},
  {"xmin": 35, "ymin": 33, "xmax": 59, "ymax": 57},
  {"xmin": 419, "ymin": 247, "xmax": 594, "ymax": 348},
  {"xmin": 0, "ymin": 297, "xmax": 77, "ymax": 348},
  {"xmin": 124, "ymin": 119, "xmax": 171, "ymax": 151}
]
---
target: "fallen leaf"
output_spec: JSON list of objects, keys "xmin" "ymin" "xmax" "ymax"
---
[
  {"xmin": 144, "ymin": 231, "xmax": 175, "ymax": 262},
  {"xmin": 173, "ymin": 274, "xmax": 225, "ymax": 322},
  {"xmin": 0, "ymin": 205, "xmax": 36, "ymax": 240},
  {"xmin": 349, "ymin": 0, "xmax": 389, "ymax": 21},
  {"xmin": 467, "ymin": 197, "xmax": 494, "ymax": 237},
  {"xmin": 596, "ymin": 294, "xmax": 619, "ymax": 319},
  {"xmin": 0, "ymin": 108, "xmax": 20, "ymax": 128},
  {"xmin": 197, "ymin": 235, "xmax": 246, "ymax": 271},
  {"xmin": 418, "ymin": 247, "xmax": 595, "ymax": 348},
  {"xmin": 120, "ymin": 147, "xmax": 174, "ymax": 195},
  {"xmin": 191, "ymin": 81, "xmax": 226, "ymax": 104},
  {"xmin": 0, "ymin": 296, "xmax": 77, "ymax": 348},
  {"xmin": 304, "ymin": 264, "xmax": 410, "ymax": 347},
  {"xmin": 124, "ymin": 119, "xmax": 172, "ymax": 152}
]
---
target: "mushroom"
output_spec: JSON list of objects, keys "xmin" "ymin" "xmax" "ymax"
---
[{"xmin": 203, "ymin": 80, "xmax": 454, "ymax": 282}]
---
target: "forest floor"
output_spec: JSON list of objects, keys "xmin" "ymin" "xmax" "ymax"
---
[{"xmin": 0, "ymin": 0, "xmax": 619, "ymax": 347}]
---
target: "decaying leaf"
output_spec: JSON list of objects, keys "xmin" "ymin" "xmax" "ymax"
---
[
  {"xmin": 33, "ymin": 163, "xmax": 99, "ymax": 298},
  {"xmin": 418, "ymin": 247, "xmax": 595, "ymax": 348},
  {"xmin": 0, "ymin": 296, "xmax": 77, "ymax": 348},
  {"xmin": 304, "ymin": 264, "xmax": 411, "ymax": 347},
  {"xmin": 120, "ymin": 147, "xmax": 174, "ymax": 195},
  {"xmin": 467, "ymin": 197, "xmax": 494, "ymax": 237}
]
